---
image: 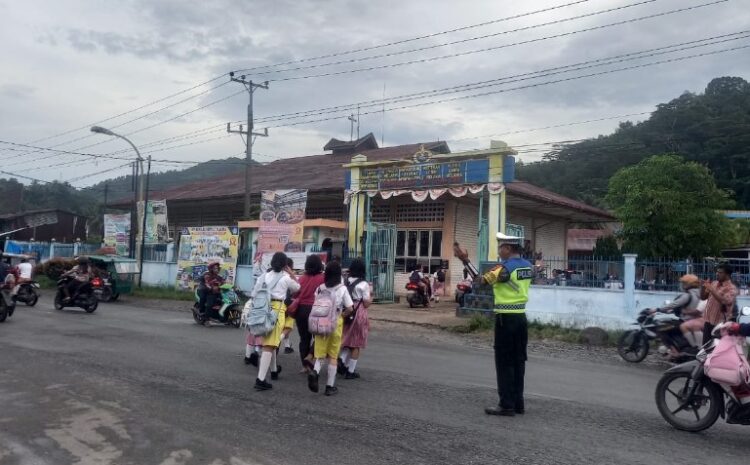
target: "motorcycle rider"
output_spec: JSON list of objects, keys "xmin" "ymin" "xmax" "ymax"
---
[
  {"xmin": 726, "ymin": 322, "xmax": 750, "ymax": 337},
  {"xmin": 61, "ymin": 257, "xmax": 91, "ymax": 302},
  {"xmin": 648, "ymin": 274, "xmax": 703, "ymax": 358},
  {"xmin": 198, "ymin": 262, "xmax": 224, "ymax": 323}
]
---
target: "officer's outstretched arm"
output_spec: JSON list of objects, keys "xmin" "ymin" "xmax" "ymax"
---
[{"xmin": 482, "ymin": 265, "xmax": 510, "ymax": 285}]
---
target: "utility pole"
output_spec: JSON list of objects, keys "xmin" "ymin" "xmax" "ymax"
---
[
  {"xmin": 227, "ymin": 72, "xmax": 269, "ymax": 219},
  {"xmin": 102, "ymin": 182, "xmax": 108, "ymax": 242},
  {"xmin": 348, "ymin": 113, "xmax": 358, "ymax": 141},
  {"xmin": 138, "ymin": 156, "xmax": 151, "ymax": 287}
]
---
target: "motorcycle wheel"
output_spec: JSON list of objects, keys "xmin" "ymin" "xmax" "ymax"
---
[
  {"xmin": 655, "ymin": 371, "xmax": 722, "ymax": 432},
  {"xmin": 85, "ymin": 298, "xmax": 98, "ymax": 313},
  {"xmin": 25, "ymin": 291, "xmax": 38, "ymax": 307},
  {"xmin": 54, "ymin": 292, "xmax": 65, "ymax": 310},
  {"xmin": 192, "ymin": 304, "xmax": 203, "ymax": 324},
  {"xmin": 0, "ymin": 302, "xmax": 7, "ymax": 322},
  {"xmin": 99, "ymin": 287, "xmax": 113, "ymax": 302},
  {"xmin": 111, "ymin": 292, "xmax": 120, "ymax": 301},
  {"xmin": 617, "ymin": 330, "xmax": 650, "ymax": 363},
  {"xmin": 229, "ymin": 309, "xmax": 241, "ymax": 328}
]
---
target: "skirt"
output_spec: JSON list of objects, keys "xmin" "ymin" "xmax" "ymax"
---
[
  {"xmin": 341, "ymin": 303, "xmax": 369, "ymax": 349},
  {"xmin": 261, "ymin": 301, "xmax": 286, "ymax": 348}
]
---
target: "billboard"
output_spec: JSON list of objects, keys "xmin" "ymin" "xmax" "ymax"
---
[
  {"xmin": 175, "ymin": 226, "xmax": 239, "ymax": 291},
  {"xmin": 137, "ymin": 200, "xmax": 170, "ymax": 244},
  {"xmin": 258, "ymin": 189, "xmax": 308, "ymax": 254},
  {"xmin": 103, "ymin": 213, "xmax": 131, "ymax": 256}
]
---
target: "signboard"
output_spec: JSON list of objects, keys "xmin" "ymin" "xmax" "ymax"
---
[
  {"xmin": 258, "ymin": 189, "xmax": 308, "ymax": 254},
  {"xmin": 506, "ymin": 223, "xmax": 525, "ymax": 241},
  {"xmin": 137, "ymin": 200, "xmax": 170, "ymax": 244},
  {"xmin": 103, "ymin": 214, "xmax": 131, "ymax": 256},
  {"xmin": 175, "ymin": 226, "xmax": 239, "ymax": 291},
  {"xmin": 357, "ymin": 158, "xmax": 489, "ymax": 190}
]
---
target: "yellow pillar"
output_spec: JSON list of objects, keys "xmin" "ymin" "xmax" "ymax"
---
[{"xmin": 347, "ymin": 155, "xmax": 368, "ymax": 254}]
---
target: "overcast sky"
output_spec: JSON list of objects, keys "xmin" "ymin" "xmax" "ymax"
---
[{"xmin": 1, "ymin": 0, "xmax": 748, "ymax": 188}]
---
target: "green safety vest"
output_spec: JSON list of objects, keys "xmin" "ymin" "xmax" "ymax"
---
[{"xmin": 491, "ymin": 258, "xmax": 532, "ymax": 314}]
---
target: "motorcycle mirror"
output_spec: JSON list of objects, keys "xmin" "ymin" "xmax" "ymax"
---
[{"xmin": 742, "ymin": 306, "xmax": 750, "ymax": 316}]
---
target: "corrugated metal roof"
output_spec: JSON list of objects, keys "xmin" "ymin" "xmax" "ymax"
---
[{"xmin": 567, "ymin": 229, "xmax": 610, "ymax": 251}]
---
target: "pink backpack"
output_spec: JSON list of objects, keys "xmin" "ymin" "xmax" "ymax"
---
[
  {"xmin": 308, "ymin": 285, "xmax": 340, "ymax": 336},
  {"xmin": 704, "ymin": 334, "xmax": 750, "ymax": 387}
]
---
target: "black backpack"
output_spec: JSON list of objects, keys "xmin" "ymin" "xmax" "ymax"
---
[
  {"xmin": 437, "ymin": 270, "xmax": 445, "ymax": 283},
  {"xmin": 345, "ymin": 278, "xmax": 365, "ymax": 323}
]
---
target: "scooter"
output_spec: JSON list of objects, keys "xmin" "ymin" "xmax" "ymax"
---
[
  {"xmin": 405, "ymin": 282, "xmax": 429, "ymax": 308},
  {"xmin": 92, "ymin": 275, "xmax": 118, "ymax": 302},
  {"xmin": 54, "ymin": 277, "xmax": 98, "ymax": 313},
  {"xmin": 0, "ymin": 289, "xmax": 16, "ymax": 322},
  {"xmin": 14, "ymin": 281, "xmax": 40, "ymax": 307},
  {"xmin": 455, "ymin": 278, "xmax": 473, "ymax": 307},
  {"xmin": 192, "ymin": 283, "xmax": 243, "ymax": 327}
]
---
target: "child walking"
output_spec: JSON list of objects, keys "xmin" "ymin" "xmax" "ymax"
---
[
  {"xmin": 308, "ymin": 261, "xmax": 353, "ymax": 396},
  {"xmin": 339, "ymin": 258, "xmax": 372, "ymax": 379}
]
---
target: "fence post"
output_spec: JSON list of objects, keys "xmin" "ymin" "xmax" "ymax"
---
[
  {"xmin": 73, "ymin": 239, "xmax": 81, "ymax": 257},
  {"xmin": 166, "ymin": 242, "xmax": 175, "ymax": 262},
  {"xmin": 623, "ymin": 254, "xmax": 637, "ymax": 315},
  {"xmin": 50, "ymin": 239, "xmax": 56, "ymax": 258}
]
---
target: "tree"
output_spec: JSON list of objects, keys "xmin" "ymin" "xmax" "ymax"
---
[
  {"xmin": 592, "ymin": 235, "xmax": 620, "ymax": 258},
  {"xmin": 605, "ymin": 154, "xmax": 734, "ymax": 258}
]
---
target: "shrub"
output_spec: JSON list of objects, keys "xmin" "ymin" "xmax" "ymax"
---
[{"xmin": 39, "ymin": 257, "xmax": 77, "ymax": 280}]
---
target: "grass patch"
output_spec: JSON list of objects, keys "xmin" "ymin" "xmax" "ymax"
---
[
  {"xmin": 35, "ymin": 275, "xmax": 57, "ymax": 289},
  {"xmin": 451, "ymin": 313, "xmax": 622, "ymax": 346},
  {"xmin": 130, "ymin": 285, "xmax": 196, "ymax": 302}
]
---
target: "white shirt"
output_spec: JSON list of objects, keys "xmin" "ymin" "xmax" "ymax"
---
[
  {"xmin": 346, "ymin": 277, "xmax": 371, "ymax": 302},
  {"xmin": 252, "ymin": 271, "xmax": 300, "ymax": 300},
  {"xmin": 17, "ymin": 263, "xmax": 33, "ymax": 279}
]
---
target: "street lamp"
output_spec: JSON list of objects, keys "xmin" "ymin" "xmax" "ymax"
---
[{"xmin": 90, "ymin": 126, "xmax": 151, "ymax": 287}]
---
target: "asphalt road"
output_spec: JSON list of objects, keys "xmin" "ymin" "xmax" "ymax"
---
[{"xmin": 0, "ymin": 296, "xmax": 748, "ymax": 465}]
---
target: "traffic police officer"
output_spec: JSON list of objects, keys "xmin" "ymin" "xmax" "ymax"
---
[{"xmin": 480, "ymin": 233, "xmax": 533, "ymax": 417}]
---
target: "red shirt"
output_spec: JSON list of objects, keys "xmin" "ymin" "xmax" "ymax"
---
[{"xmin": 296, "ymin": 272, "xmax": 325, "ymax": 306}]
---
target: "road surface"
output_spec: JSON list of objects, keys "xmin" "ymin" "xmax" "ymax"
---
[{"xmin": 0, "ymin": 296, "xmax": 748, "ymax": 465}]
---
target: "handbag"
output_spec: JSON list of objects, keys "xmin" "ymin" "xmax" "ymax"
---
[{"xmin": 286, "ymin": 298, "xmax": 300, "ymax": 317}]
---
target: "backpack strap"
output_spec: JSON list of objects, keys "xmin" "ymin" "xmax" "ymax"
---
[{"xmin": 268, "ymin": 273, "xmax": 284, "ymax": 292}]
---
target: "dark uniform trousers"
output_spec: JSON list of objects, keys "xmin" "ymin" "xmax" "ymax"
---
[{"xmin": 494, "ymin": 313, "xmax": 528, "ymax": 410}]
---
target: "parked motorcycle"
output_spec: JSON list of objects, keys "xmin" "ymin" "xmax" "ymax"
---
[
  {"xmin": 13, "ymin": 281, "xmax": 40, "ymax": 306},
  {"xmin": 191, "ymin": 283, "xmax": 243, "ymax": 327},
  {"xmin": 405, "ymin": 282, "xmax": 429, "ymax": 308},
  {"xmin": 0, "ymin": 289, "xmax": 16, "ymax": 322},
  {"xmin": 617, "ymin": 303, "xmax": 702, "ymax": 363},
  {"xmin": 54, "ymin": 277, "xmax": 98, "ymax": 313},
  {"xmin": 455, "ymin": 278, "xmax": 473, "ymax": 307},
  {"xmin": 654, "ymin": 307, "xmax": 750, "ymax": 432}
]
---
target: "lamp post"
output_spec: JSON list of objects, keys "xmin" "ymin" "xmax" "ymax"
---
[{"xmin": 90, "ymin": 126, "xmax": 149, "ymax": 286}]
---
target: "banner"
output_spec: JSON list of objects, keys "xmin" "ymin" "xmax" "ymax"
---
[
  {"xmin": 258, "ymin": 189, "xmax": 308, "ymax": 254},
  {"xmin": 137, "ymin": 200, "xmax": 170, "ymax": 244},
  {"xmin": 103, "ymin": 213, "xmax": 131, "ymax": 256},
  {"xmin": 176, "ymin": 226, "xmax": 239, "ymax": 291}
]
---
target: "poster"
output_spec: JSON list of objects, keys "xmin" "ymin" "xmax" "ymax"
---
[
  {"xmin": 175, "ymin": 226, "xmax": 239, "ymax": 291},
  {"xmin": 103, "ymin": 213, "xmax": 131, "ymax": 256},
  {"xmin": 137, "ymin": 200, "xmax": 170, "ymax": 244},
  {"xmin": 258, "ymin": 189, "xmax": 308, "ymax": 254}
]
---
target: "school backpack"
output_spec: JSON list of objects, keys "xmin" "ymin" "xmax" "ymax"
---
[
  {"xmin": 345, "ymin": 278, "xmax": 365, "ymax": 324},
  {"xmin": 704, "ymin": 333, "xmax": 750, "ymax": 387},
  {"xmin": 409, "ymin": 270, "xmax": 422, "ymax": 283},
  {"xmin": 309, "ymin": 285, "xmax": 340, "ymax": 336},
  {"xmin": 437, "ymin": 269, "xmax": 445, "ymax": 283},
  {"xmin": 247, "ymin": 273, "xmax": 283, "ymax": 336}
]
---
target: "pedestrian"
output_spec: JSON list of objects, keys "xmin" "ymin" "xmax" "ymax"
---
[
  {"xmin": 480, "ymin": 233, "xmax": 532, "ymax": 417},
  {"xmin": 308, "ymin": 261, "xmax": 353, "ymax": 396},
  {"xmin": 432, "ymin": 267, "xmax": 446, "ymax": 303},
  {"xmin": 701, "ymin": 263, "xmax": 739, "ymax": 345},
  {"xmin": 339, "ymin": 258, "xmax": 372, "ymax": 379},
  {"xmin": 294, "ymin": 254, "xmax": 325, "ymax": 372},
  {"xmin": 281, "ymin": 257, "xmax": 296, "ymax": 354},
  {"xmin": 251, "ymin": 252, "xmax": 300, "ymax": 391}
]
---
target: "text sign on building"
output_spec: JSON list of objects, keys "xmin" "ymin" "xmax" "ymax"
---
[{"xmin": 358, "ymin": 158, "xmax": 489, "ymax": 190}]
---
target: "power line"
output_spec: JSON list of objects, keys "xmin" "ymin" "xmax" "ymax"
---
[
  {"xmin": 244, "ymin": 0, "xmax": 657, "ymax": 77},
  {"xmin": 232, "ymin": 0, "xmax": 592, "ymax": 74},
  {"xmin": 252, "ymin": 31, "xmax": 747, "ymax": 124},
  {"xmin": 261, "ymin": 43, "xmax": 750, "ymax": 129},
  {"xmin": 261, "ymin": 0, "xmax": 727, "ymax": 83}
]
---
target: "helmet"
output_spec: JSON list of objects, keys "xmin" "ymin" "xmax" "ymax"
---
[
  {"xmin": 208, "ymin": 262, "xmax": 220, "ymax": 270},
  {"xmin": 679, "ymin": 274, "xmax": 700, "ymax": 289},
  {"xmin": 77, "ymin": 256, "xmax": 89, "ymax": 265}
]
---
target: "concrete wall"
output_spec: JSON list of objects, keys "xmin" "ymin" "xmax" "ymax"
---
[{"xmin": 140, "ymin": 262, "xmax": 257, "ymax": 293}]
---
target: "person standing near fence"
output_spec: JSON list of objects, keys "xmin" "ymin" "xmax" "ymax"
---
[
  {"xmin": 480, "ymin": 233, "xmax": 532, "ymax": 417},
  {"xmin": 701, "ymin": 264, "xmax": 739, "ymax": 345}
]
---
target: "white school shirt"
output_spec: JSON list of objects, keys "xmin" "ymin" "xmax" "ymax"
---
[
  {"xmin": 252, "ymin": 271, "xmax": 300, "ymax": 300},
  {"xmin": 346, "ymin": 277, "xmax": 371, "ymax": 302},
  {"xmin": 17, "ymin": 262, "xmax": 33, "ymax": 279}
]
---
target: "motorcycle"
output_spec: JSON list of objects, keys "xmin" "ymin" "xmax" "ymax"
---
[
  {"xmin": 91, "ymin": 276, "xmax": 118, "ymax": 302},
  {"xmin": 654, "ymin": 307, "xmax": 750, "ymax": 432},
  {"xmin": 455, "ymin": 278, "xmax": 473, "ymax": 307},
  {"xmin": 54, "ymin": 277, "xmax": 98, "ymax": 313},
  {"xmin": 191, "ymin": 283, "xmax": 243, "ymax": 327},
  {"xmin": 617, "ymin": 301, "xmax": 702, "ymax": 363},
  {"xmin": 0, "ymin": 289, "xmax": 16, "ymax": 322},
  {"xmin": 14, "ymin": 281, "xmax": 40, "ymax": 307},
  {"xmin": 405, "ymin": 282, "xmax": 429, "ymax": 308}
]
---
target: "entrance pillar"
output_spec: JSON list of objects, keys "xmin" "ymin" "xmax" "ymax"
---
[
  {"xmin": 346, "ymin": 154, "xmax": 368, "ymax": 256},
  {"xmin": 487, "ymin": 146, "xmax": 505, "ymax": 262}
]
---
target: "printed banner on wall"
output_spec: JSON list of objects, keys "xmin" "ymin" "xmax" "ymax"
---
[
  {"xmin": 176, "ymin": 226, "xmax": 239, "ymax": 291},
  {"xmin": 103, "ymin": 213, "xmax": 131, "ymax": 256},
  {"xmin": 136, "ymin": 200, "xmax": 170, "ymax": 244},
  {"xmin": 258, "ymin": 189, "xmax": 308, "ymax": 254}
]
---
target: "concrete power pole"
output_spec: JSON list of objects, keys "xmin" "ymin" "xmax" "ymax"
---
[{"xmin": 227, "ymin": 72, "xmax": 268, "ymax": 219}]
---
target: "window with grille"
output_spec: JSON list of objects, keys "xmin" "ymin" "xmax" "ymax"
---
[
  {"xmin": 307, "ymin": 205, "xmax": 346, "ymax": 221},
  {"xmin": 370, "ymin": 205, "xmax": 390, "ymax": 222},
  {"xmin": 394, "ymin": 202, "xmax": 444, "ymax": 222},
  {"xmin": 395, "ymin": 229, "xmax": 443, "ymax": 273}
]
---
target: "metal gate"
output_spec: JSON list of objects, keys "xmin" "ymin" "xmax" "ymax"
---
[
  {"xmin": 477, "ymin": 218, "xmax": 488, "ymax": 264},
  {"xmin": 365, "ymin": 222, "xmax": 396, "ymax": 303}
]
